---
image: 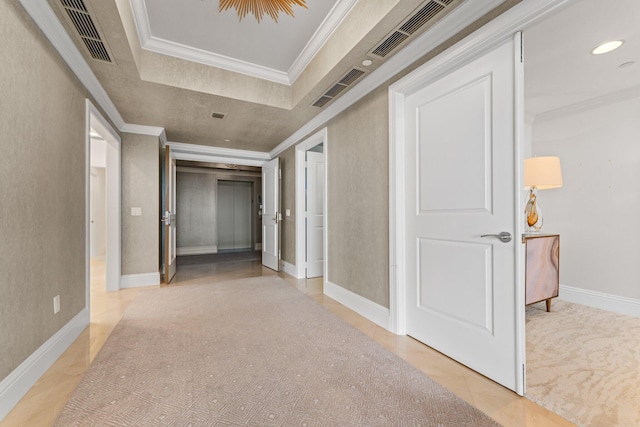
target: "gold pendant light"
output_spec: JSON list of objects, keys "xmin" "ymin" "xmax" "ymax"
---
[{"xmin": 219, "ymin": 0, "xmax": 307, "ymax": 22}]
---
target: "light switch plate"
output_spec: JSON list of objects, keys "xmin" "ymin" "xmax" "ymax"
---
[
  {"xmin": 131, "ymin": 207, "xmax": 142, "ymax": 216},
  {"xmin": 286, "ymin": 209, "xmax": 291, "ymax": 217}
]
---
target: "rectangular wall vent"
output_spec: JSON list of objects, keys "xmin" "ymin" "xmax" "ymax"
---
[
  {"xmin": 311, "ymin": 68, "xmax": 367, "ymax": 108},
  {"xmin": 211, "ymin": 112, "xmax": 226, "ymax": 119},
  {"xmin": 369, "ymin": 0, "xmax": 458, "ymax": 59},
  {"xmin": 60, "ymin": 0, "xmax": 114, "ymax": 63}
]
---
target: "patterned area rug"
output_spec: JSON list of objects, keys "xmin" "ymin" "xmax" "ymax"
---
[
  {"xmin": 55, "ymin": 276, "xmax": 501, "ymax": 426},
  {"xmin": 526, "ymin": 300, "xmax": 640, "ymax": 427}
]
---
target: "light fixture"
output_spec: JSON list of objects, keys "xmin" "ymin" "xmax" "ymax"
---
[
  {"xmin": 219, "ymin": 0, "xmax": 307, "ymax": 22},
  {"xmin": 524, "ymin": 156, "xmax": 563, "ymax": 234},
  {"xmin": 362, "ymin": 59, "xmax": 373, "ymax": 67},
  {"xmin": 591, "ymin": 40, "xmax": 624, "ymax": 55}
]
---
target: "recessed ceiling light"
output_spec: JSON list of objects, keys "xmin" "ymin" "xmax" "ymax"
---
[
  {"xmin": 224, "ymin": 139, "xmax": 231, "ymax": 142},
  {"xmin": 591, "ymin": 40, "xmax": 624, "ymax": 55},
  {"xmin": 362, "ymin": 59, "xmax": 373, "ymax": 67}
]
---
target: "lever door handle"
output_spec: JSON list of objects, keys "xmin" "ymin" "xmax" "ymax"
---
[{"xmin": 480, "ymin": 232, "xmax": 512, "ymax": 243}]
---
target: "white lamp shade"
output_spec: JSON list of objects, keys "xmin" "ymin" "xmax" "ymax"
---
[{"xmin": 524, "ymin": 156, "xmax": 563, "ymax": 189}]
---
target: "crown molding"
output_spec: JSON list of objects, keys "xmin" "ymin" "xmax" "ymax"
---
[
  {"xmin": 287, "ymin": 0, "xmax": 359, "ymax": 83},
  {"xmin": 168, "ymin": 141, "xmax": 270, "ymax": 167},
  {"xmin": 121, "ymin": 123, "xmax": 164, "ymax": 136},
  {"xmin": 18, "ymin": 0, "xmax": 126, "ymax": 130},
  {"xmin": 129, "ymin": 0, "xmax": 355, "ymax": 86},
  {"xmin": 534, "ymin": 84, "xmax": 640, "ymax": 124}
]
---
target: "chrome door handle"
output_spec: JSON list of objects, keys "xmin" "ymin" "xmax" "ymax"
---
[{"xmin": 481, "ymin": 232, "xmax": 512, "ymax": 243}]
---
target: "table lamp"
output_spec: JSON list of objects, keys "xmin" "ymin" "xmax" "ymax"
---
[{"xmin": 524, "ymin": 156, "xmax": 563, "ymax": 234}]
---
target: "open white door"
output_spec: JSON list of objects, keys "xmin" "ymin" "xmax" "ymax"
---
[
  {"xmin": 401, "ymin": 35, "xmax": 524, "ymax": 393},
  {"xmin": 262, "ymin": 158, "xmax": 280, "ymax": 271},
  {"xmin": 162, "ymin": 145, "xmax": 177, "ymax": 284},
  {"xmin": 306, "ymin": 151, "xmax": 325, "ymax": 278}
]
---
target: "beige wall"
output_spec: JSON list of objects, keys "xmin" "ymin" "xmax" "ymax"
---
[
  {"xmin": 280, "ymin": 149, "xmax": 296, "ymax": 265},
  {"xmin": 0, "ymin": 1, "xmax": 93, "ymax": 381},
  {"xmin": 121, "ymin": 133, "xmax": 160, "ymax": 275}
]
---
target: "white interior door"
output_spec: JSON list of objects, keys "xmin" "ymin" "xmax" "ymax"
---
[
  {"xmin": 306, "ymin": 151, "xmax": 324, "ymax": 278},
  {"xmin": 163, "ymin": 145, "xmax": 177, "ymax": 283},
  {"xmin": 262, "ymin": 158, "xmax": 280, "ymax": 271},
  {"xmin": 403, "ymin": 36, "xmax": 523, "ymax": 393}
]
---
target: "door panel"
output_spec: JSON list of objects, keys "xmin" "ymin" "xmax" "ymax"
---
[
  {"xmin": 163, "ymin": 145, "xmax": 177, "ymax": 284},
  {"xmin": 262, "ymin": 158, "xmax": 279, "ymax": 271},
  {"xmin": 404, "ymin": 36, "xmax": 522, "ymax": 392},
  {"xmin": 306, "ymin": 151, "xmax": 324, "ymax": 278}
]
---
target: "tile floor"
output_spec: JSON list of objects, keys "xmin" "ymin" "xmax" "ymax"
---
[{"xmin": 1, "ymin": 256, "xmax": 575, "ymax": 426}]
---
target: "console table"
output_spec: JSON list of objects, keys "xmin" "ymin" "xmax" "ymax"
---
[{"xmin": 523, "ymin": 234, "xmax": 559, "ymax": 312}]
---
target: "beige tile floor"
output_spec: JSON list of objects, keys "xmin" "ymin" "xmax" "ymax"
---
[{"xmin": 1, "ymin": 256, "xmax": 575, "ymax": 427}]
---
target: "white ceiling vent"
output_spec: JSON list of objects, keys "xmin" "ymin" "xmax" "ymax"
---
[
  {"xmin": 312, "ymin": 68, "xmax": 367, "ymax": 108},
  {"xmin": 59, "ymin": 0, "xmax": 114, "ymax": 63},
  {"xmin": 369, "ymin": 0, "xmax": 459, "ymax": 59}
]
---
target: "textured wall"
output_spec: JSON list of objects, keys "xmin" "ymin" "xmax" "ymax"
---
[
  {"xmin": 280, "ymin": 149, "xmax": 296, "ymax": 264},
  {"xmin": 121, "ymin": 133, "xmax": 160, "ymax": 275},
  {"xmin": 0, "ymin": 1, "xmax": 89, "ymax": 381},
  {"xmin": 326, "ymin": 86, "xmax": 390, "ymax": 307},
  {"xmin": 533, "ymin": 96, "xmax": 640, "ymax": 300}
]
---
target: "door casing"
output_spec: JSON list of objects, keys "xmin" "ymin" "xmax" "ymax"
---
[{"xmin": 295, "ymin": 128, "xmax": 328, "ymax": 279}]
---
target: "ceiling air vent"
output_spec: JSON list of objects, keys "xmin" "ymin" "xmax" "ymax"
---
[
  {"xmin": 311, "ymin": 68, "xmax": 367, "ymax": 108},
  {"xmin": 369, "ymin": 0, "xmax": 458, "ymax": 59},
  {"xmin": 59, "ymin": 0, "xmax": 114, "ymax": 63},
  {"xmin": 211, "ymin": 112, "xmax": 226, "ymax": 119}
]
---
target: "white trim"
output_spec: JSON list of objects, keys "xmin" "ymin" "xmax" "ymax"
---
[
  {"xmin": 324, "ymin": 281, "xmax": 390, "ymax": 331},
  {"xmin": 282, "ymin": 261, "xmax": 300, "ymax": 278},
  {"xmin": 388, "ymin": 0, "xmax": 575, "ymax": 336},
  {"xmin": 269, "ymin": 0, "xmax": 507, "ymax": 158},
  {"xmin": 176, "ymin": 245, "xmax": 218, "ymax": 256},
  {"xmin": 168, "ymin": 141, "xmax": 270, "ymax": 167},
  {"xmin": 288, "ymin": 0, "xmax": 359, "ymax": 83},
  {"xmin": 18, "ymin": 0, "xmax": 125, "ymax": 130},
  {"xmin": 121, "ymin": 123, "xmax": 165, "ymax": 137},
  {"xmin": 295, "ymin": 128, "xmax": 327, "ymax": 280},
  {"xmin": 0, "ymin": 308, "xmax": 89, "ymax": 421},
  {"xmin": 143, "ymin": 36, "xmax": 290, "ymax": 85},
  {"xmin": 559, "ymin": 285, "xmax": 640, "ymax": 318},
  {"xmin": 87, "ymin": 101, "xmax": 122, "ymax": 294},
  {"xmin": 120, "ymin": 272, "xmax": 160, "ymax": 289}
]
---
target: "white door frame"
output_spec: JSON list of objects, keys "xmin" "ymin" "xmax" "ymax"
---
[
  {"xmin": 295, "ymin": 128, "xmax": 328, "ymax": 279},
  {"xmin": 86, "ymin": 99, "xmax": 121, "ymax": 306}
]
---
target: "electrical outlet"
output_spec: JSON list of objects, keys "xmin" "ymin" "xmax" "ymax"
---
[
  {"xmin": 131, "ymin": 207, "xmax": 142, "ymax": 216},
  {"xmin": 53, "ymin": 295, "xmax": 60, "ymax": 314}
]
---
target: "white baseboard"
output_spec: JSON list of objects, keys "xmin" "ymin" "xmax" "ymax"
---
[
  {"xmin": 324, "ymin": 281, "xmax": 390, "ymax": 330},
  {"xmin": 282, "ymin": 261, "xmax": 303, "ymax": 278},
  {"xmin": 176, "ymin": 245, "xmax": 217, "ymax": 256},
  {"xmin": 559, "ymin": 285, "xmax": 640, "ymax": 318},
  {"xmin": 255, "ymin": 243, "xmax": 262, "ymax": 250},
  {"xmin": 120, "ymin": 272, "xmax": 160, "ymax": 289},
  {"xmin": 0, "ymin": 308, "xmax": 89, "ymax": 421}
]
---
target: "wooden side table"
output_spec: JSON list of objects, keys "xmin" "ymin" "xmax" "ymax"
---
[{"xmin": 523, "ymin": 234, "xmax": 559, "ymax": 312}]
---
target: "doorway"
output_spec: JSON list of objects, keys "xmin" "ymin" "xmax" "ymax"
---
[
  {"xmin": 295, "ymin": 128, "xmax": 328, "ymax": 279},
  {"xmin": 86, "ymin": 100, "xmax": 121, "ymax": 308}
]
